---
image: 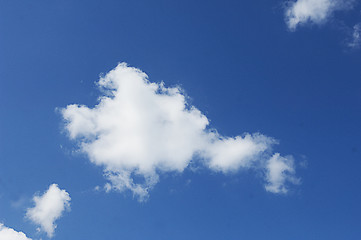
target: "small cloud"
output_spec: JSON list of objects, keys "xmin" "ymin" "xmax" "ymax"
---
[
  {"xmin": 265, "ymin": 153, "xmax": 300, "ymax": 194},
  {"xmin": 285, "ymin": 0, "xmax": 355, "ymax": 30},
  {"xmin": 0, "ymin": 223, "xmax": 32, "ymax": 240},
  {"xmin": 26, "ymin": 184, "xmax": 71, "ymax": 238},
  {"xmin": 348, "ymin": 22, "xmax": 361, "ymax": 48}
]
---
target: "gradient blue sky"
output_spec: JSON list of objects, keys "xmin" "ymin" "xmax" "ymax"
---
[{"xmin": 0, "ymin": 0, "xmax": 361, "ymax": 239}]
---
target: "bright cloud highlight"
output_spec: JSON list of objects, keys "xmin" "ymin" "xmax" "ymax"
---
[
  {"xmin": 0, "ymin": 224, "xmax": 31, "ymax": 240},
  {"xmin": 26, "ymin": 184, "xmax": 71, "ymax": 238},
  {"xmin": 61, "ymin": 63, "xmax": 299, "ymax": 201},
  {"xmin": 285, "ymin": 0, "xmax": 354, "ymax": 30}
]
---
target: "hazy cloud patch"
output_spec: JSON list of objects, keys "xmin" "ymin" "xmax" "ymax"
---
[{"xmin": 348, "ymin": 22, "xmax": 361, "ymax": 48}]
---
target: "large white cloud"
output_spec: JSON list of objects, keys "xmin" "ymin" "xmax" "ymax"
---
[
  {"xmin": 61, "ymin": 63, "xmax": 299, "ymax": 201},
  {"xmin": 285, "ymin": 0, "xmax": 354, "ymax": 30},
  {"xmin": 26, "ymin": 184, "xmax": 71, "ymax": 238},
  {"xmin": 0, "ymin": 224, "xmax": 31, "ymax": 240}
]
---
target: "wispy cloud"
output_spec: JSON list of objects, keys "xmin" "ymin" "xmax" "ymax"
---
[
  {"xmin": 61, "ymin": 63, "xmax": 299, "ymax": 201},
  {"xmin": 26, "ymin": 184, "xmax": 71, "ymax": 238},
  {"xmin": 348, "ymin": 22, "xmax": 361, "ymax": 48}
]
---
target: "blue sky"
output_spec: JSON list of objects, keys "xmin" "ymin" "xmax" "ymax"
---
[{"xmin": 0, "ymin": 0, "xmax": 361, "ymax": 239}]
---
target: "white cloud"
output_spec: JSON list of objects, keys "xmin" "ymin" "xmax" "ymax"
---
[
  {"xmin": 26, "ymin": 184, "xmax": 71, "ymax": 238},
  {"xmin": 348, "ymin": 22, "xmax": 361, "ymax": 48},
  {"xmin": 285, "ymin": 0, "xmax": 354, "ymax": 30},
  {"xmin": 203, "ymin": 134, "xmax": 275, "ymax": 173},
  {"xmin": 61, "ymin": 63, "xmax": 298, "ymax": 201},
  {"xmin": 0, "ymin": 224, "xmax": 31, "ymax": 240},
  {"xmin": 265, "ymin": 153, "xmax": 300, "ymax": 193}
]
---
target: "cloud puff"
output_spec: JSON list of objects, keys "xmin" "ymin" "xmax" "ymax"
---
[
  {"xmin": 0, "ymin": 224, "xmax": 31, "ymax": 240},
  {"xmin": 26, "ymin": 184, "xmax": 71, "ymax": 238},
  {"xmin": 265, "ymin": 153, "xmax": 300, "ymax": 193},
  {"xmin": 61, "ymin": 63, "xmax": 298, "ymax": 201},
  {"xmin": 285, "ymin": 0, "xmax": 354, "ymax": 30}
]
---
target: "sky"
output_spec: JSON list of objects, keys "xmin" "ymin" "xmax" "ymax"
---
[{"xmin": 0, "ymin": 0, "xmax": 361, "ymax": 239}]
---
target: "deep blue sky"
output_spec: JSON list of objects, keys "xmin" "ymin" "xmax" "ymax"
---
[{"xmin": 0, "ymin": 0, "xmax": 361, "ymax": 239}]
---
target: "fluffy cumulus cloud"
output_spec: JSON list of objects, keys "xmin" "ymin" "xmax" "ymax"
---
[
  {"xmin": 0, "ymin": 224, "xmax": 31, "ymax": 240},
  {"xmin": 285, "ymin": 0, "xmax": 354, "ymax": 30},
  {"xmin": 26, "ymin": 184, "xmax": 71, "ymax": 238},
  {"xmin": 61, "ymin": 63, "xmax": 299, "ymax": 201}
]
